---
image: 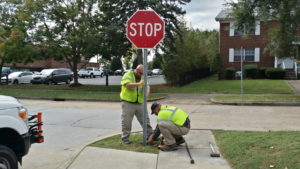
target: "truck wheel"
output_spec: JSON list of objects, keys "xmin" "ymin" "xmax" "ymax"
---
[
  {"xmin": 0, "ymin": 145, "xmax": 18, "ymax": 169},
  {"xmin": 90, "ymin": 74, "xmax": 94, "ymax": 78}
]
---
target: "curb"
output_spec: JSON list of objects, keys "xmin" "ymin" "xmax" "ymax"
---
[
  {"xmin": 16, "ymin": 96, "xmax": 168, "ymax": 102},
  {"xmin": 210, "ymin": 98, "xmax": 300, "ymax": 106}
]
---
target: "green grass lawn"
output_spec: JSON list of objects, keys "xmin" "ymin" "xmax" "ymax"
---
[
  {"xmin": 152, "ymin": 75, "xmax": 294, "ymax": 94},
  {"xmin": 213, "ymin": 130, "xmax": 300, "ymax": 169},
  {"xmin": 213, "ymin": 95, "xmax": 300, "ymax": 103},
  {"xmin": 0, "ymin": 84, "xmax": 121, "ymax": 92},
  {"xmin": 0, "ymin": 88, "xmax": 165, "ymax": 101},
  {"xmin": 0, "ymin": 75, "xmax": 294, "ymax": 100},
  {"xmin": 89, "ymin": 133, "xmax": 158, "ymax": 154}
]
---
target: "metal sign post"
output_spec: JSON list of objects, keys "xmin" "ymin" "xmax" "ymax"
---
[
  {"xmin": 240, "ymin": 47, "xmax": 244, "ymax": 105},
  {"xmin": 126, "ymin": 10, "xmax": 165, "ymax": 146},
  {"xmin": 142, "ymin": 49, "xmax": 148, "ymax": 146}
]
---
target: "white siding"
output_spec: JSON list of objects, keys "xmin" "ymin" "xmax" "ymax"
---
[
  {"xmin": 229, "ymin": 22, "xmax": 234, "ymax": 36},
  {"xmin": 255, "ymin": 48, "xmax": 260, "ymax": 62},
  {"xmin": 255, "ymin": 21, "xmax": 260, "ymax": 35},
  {"xmin": 229, "ymin": 48, "xmax": 234, "ymax": 62}
]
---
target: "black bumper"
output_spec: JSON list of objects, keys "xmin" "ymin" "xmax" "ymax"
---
[{"xmin": 21, "ymin": 133, "xmax": 31, "ymax": 156}]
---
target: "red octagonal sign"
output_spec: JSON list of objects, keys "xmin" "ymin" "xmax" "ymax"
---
[{"xmin": 126, "ymin": 10, "xmax": 165, "ymax": 49}]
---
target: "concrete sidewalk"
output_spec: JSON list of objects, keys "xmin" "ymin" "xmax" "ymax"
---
[{"xmin": 68, "ymin": 130, "xmax": 231, "ymax": 169}]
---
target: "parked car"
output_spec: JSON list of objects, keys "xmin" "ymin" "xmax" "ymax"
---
[
  {"xmin": 0, "ymin": 69, "xmax": 13, "ymax": 78},
  {"xmin": 1, "ymin": 71, "xmax": 34, "ymax": 84},
  {"xmin": 31, "ymin": 68, "xmax": 73, "ymax": 84},
  {"xmin": 78, "ymin": 67, "xmax": 103, "ymax": 78},
  {"xmin": 123, "ymin": 69, "xmax": 132, "ymax": 75},
  {"xmin": 103, "ymin": 69, "xmax": 114, "ymax": 76},
  {"xmin": 152, "ymin": 69, "xmax": 162, "ymax": 75},
  {"xmin": 147, "ymin": 69, "xmax": 153, "ymax": 76},
  {"xmin": 114, "ymin": 69, "xmax": 123, "ymax": 76}
]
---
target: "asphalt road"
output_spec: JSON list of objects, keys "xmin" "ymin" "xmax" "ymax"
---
[
  {"xmin": 20, "ymin": 100, "xmax": 157, "ymax": 169},
  {"xmin": 77, "ymin": 75, "xmax": 165, "ymax": 85},
  {"xmin": 19, "ymin": 96, "xmax": 300, "ymax": 169}
]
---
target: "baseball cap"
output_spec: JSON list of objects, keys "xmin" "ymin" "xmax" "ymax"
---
[{"xmin": 151, "ymin": 103, "xmax": 159, "ymax": 114}]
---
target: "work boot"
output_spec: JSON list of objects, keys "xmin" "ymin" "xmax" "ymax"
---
[
  {"xmin": 159, "ymin": 143, "xmax": 178, "ymax": 151},
  {"xmin": 122, "ymin": 139, "xmax": 131, "ymax": 144},
  {"xmin": 175, "ymin": 136, "xmax": 185, "ymax": 145}
]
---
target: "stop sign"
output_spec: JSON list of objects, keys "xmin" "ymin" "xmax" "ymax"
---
[{"xmin": 126, "ymin": 10, "xmax": 165, "ymax": 48}]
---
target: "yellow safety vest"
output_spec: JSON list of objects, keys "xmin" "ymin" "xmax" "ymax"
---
[
  {"xmin": 157, "ymin": 105, "xmax": 188, "ymax": 126},
  {"xmin": 120, "ymin": 71, "xmax": 144, "ymax": 103}
]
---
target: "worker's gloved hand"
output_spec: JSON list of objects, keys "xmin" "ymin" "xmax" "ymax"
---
[{"xmin": 147, "ymin": 135, "xmax": 154, "ymax": 144}]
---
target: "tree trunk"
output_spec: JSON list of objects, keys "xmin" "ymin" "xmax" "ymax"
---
[
  {"xmin": 72, "ymin": 58, "xmax": 79, "ymax": 84},
  {"xmin": 0, "ymin": 60, "xmax": 4, "ymax": 81}
]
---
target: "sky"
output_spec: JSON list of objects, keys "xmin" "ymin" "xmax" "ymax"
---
[{"xmin": 182, "ymin": 0, "xmax": 229, "ymax": 30}]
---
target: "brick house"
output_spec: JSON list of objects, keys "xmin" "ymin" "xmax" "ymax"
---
[
  {"xmin": 215, "ymin": 9, "xmax": 300, "ymax": 79},
  {"xmin": 4, "ymin": 58, "xmax": 99, "ymax": 72}
]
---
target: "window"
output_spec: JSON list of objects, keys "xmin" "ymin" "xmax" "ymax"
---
[
  {"xmin": 230, "ymin": 21, "xmax": 260, "ymax": 36},
  {"xmin": 22, "ymin": 72, "xmax": 32, "ymax": 76},
  {"xmin": 57, "ymin": 70, "xmax": 66, "ymax": 75},
  {"xmin": 234, "ymin": 25, "xmax": 255, "ymax": 36},
  {"xmin": 234, "ymin": 48, "xmax": 255, "ymax": 62}
]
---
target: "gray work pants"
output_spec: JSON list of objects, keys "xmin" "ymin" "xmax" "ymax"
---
[
  {"xmin": 159, "ymin": 121, "xmax": 190, "ymax": 145},
  {"xmin": 121, "ymin": 101, "xmax": 153, "ymax": 141}
]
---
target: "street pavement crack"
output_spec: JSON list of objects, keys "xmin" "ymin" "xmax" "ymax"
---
[{"xmin": 70, "ymin": 115, "xmax": 99, "ymax": 127}]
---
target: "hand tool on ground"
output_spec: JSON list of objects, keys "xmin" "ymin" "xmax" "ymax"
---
[
  {"xmin": 184, "ymin": 139, "xmax": 195, "ymax": 164},
  {"xmin": 209, "ymin": 142, "xmax": 220, "ymax": 157}
]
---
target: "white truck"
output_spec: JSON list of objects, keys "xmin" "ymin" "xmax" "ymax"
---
[
  {"xmin": 78, "ymin": 67, "xmax": 103, "ymax": 78},
  {"xmin": 0, "ymin": 95, "xmax": 44, "ymax": 169}
]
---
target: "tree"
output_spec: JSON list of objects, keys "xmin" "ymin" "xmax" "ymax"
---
[
  {"xmin": 0, "ymin": 0, "xmax": 37, "ymax": 78},
  {"xmin": 229, "ymin": 0, "xmax": 300, "ymax": 58},
  {"xmin": 152, "ymin": 54, "xmax": 163, "ymax": 69},
  {"xmin": 132, "ymin": 56, "xmax": 138, "ymax": 69},
  {"xmin": 99, "ymin": 0, "xmax": 191, "ymax": 60},
  {"xmin": 110, "ymin": 57, "xmax": 123, "ymax": 71},
  {"xmin": 98, "ymin": 57, "xmax": 111, "ymax": 69},
  {"xmin": 25, "ymin": 0, "xmax": 103, "ymax": 85},
  {"xmin": 163, "ymin": 23, "xmax": 219, "ymax": 85}
]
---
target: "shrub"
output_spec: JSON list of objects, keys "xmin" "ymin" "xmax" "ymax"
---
[
  {"xmin": 258, "ymin": 67, "xmax": 268, "ymax": 79},
  {"xmin": 244, "ymin": 64, "xmax": 258, "ymax": 79},
  {"xmin": 225, "ymin": 67, "xmax": 235, "ymax": 80},
  {"xmin": 265, "ymin": 67, "xmax": 285, "ymax": 79}
]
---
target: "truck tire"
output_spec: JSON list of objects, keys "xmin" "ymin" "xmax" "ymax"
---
[{"xmin": 0, "ymin": 145, "xmax": 18, "ymax": 169}]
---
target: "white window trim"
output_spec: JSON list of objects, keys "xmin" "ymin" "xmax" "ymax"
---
[
  {"xmin": 255, "ymin": 48, "xmax": 260, "ymax": 62},
  {"xmin": 229, "ymin": 22, "xmax": 234, "ymax": 36},
  {"xmin": 255, "ymin": 21, "xmax": 260, "ymax": 35},
  {"xmin": 229, "ymin": 48, "xmax": 234, "ymax": 62}
]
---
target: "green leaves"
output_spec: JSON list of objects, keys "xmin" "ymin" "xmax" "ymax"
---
[
  {"xmin": 230, "ymin": 0, "xmax": 300, "ymax": 58},
  {"xmin": 99, "ymin": 0, "xmax": 191, "ymax": 60},
  {"xmin": 163, "ymin": 24, "xmax": 219, "ymax": 85}
]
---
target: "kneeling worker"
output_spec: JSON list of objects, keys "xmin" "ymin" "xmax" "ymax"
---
[{"xmin": 147, "ymin": 103, "xmax": 191, "ymax": 151}]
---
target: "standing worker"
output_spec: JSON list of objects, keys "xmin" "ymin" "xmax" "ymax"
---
[
  {"xmin": 147, "ymin": 103, "xmax": 191, "ymax": 151},
  {"xmin": 120, "ymin": 64, "xmax": 153, "ymax": 144}
]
